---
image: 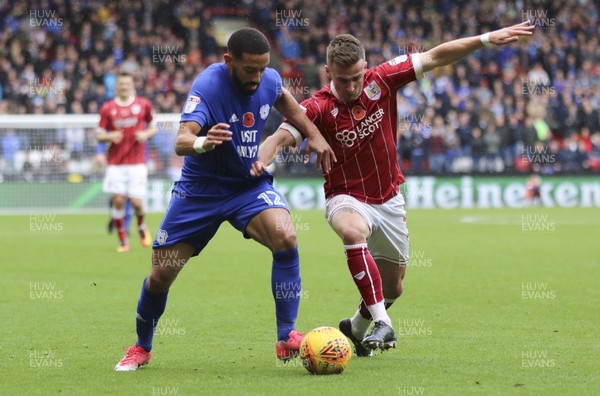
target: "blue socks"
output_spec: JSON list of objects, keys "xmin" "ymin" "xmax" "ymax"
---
[
  {"xmin": 133, "ymin": 247, "xmax": 299, "ymax": 348},
  {"xmin": 135, "ymin": 278, "xmax": 168, "ymax": 352},
  {"xmin": 272, "ymin": 247, "xmax": 301, "ymax": 341}
]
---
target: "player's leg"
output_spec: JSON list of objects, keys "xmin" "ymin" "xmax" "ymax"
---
[
  {"xmin": 126, "ymin": 164, "xmax": 151, "ymax": 247},
  {"xmin": 129, "ymin": 197, "xmax": 151, "ymax": 247},
  {"xmin": 245, "ymin": 206, "xmax": 303, "ymax": 359},
  {"xmin": 230, "ymin": 180, "xmax": 302, "ymax": 359},
  {"xmin": 137, "ymin": 243, "xmax": 194, "ymax": 349},
  {"xmin": 116, "ymin": 182, "xmax": 222, "ymax": 371},
  {"xmin": 111, "ymin": 194, "xmax": 129, "ymax": 251},
  {"xmin": 124, "ymin": 198, "xmax": 133, "ymax": 235},
  {"xmin": 115, "ymin": 242, "xmax": 194, "ymax": 372},
  {"xmin": 107, "ymin": 198, "xmax": 114, "ymax": 234},
  {"xmin": 102, "ymin": 165, "xmax": 130, "ymax": 251},
  {"xmin": 108, "ymin": 198, "xmax": 131, "ymax": 235},
  {"xmin": 378, "ymin": 260, "xmax": 406, "ymax": 304},
  {"xmin": 353, "ymin": 260, "xmax": 405, "ymax": 341},
  {"xmin": 326, "ymin": 195, "xmax": 393, "ymax": 352},
  {"xmin": 361, "ymin": 193, "xmax": 410, "ymax": 350}
]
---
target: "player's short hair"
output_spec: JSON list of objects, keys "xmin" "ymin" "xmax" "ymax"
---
[
  {"xmin": 227, "ymin": 27, "xmax": 270, "ymax": 58},
  {"xmin": 327, "ymin": 34, "xmax": 365, "ymax": 67},
  {"xmin": 117, "ymin": 71, "xmax": 133, "ymax": 80}
]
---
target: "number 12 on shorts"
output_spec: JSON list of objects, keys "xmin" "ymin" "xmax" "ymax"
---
[{"xmin": 258, "ymin": 191, "xmax": 285, "ymax": 206}]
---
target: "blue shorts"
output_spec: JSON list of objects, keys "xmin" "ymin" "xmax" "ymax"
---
[{"xmin": 153, "ymin": 177, "xmax": 289, "ymax": 256}]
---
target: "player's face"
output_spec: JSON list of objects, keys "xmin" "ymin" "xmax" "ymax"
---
[
  {"xmin": 225, "ymin": 52, "xmax": 270, "ymax": 96},
  {"xmin": 326, "ymin": 60, "xmax": 367, "ymax": 102},
  {"xmin": 116, "ymin": 76, "xmax": 134, "ymax": 100}
]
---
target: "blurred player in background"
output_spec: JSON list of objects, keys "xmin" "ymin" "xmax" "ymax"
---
[
  {"xmin": 257, "ymin": 21, "xmax": 534, "ymax": 356},
  {"xmin": 114, "ymin": 28, "xmax": 335, "ymax": 371},
  {"xmin": 525, "ymin": 174, "xmax": 542, "ymax": 206},
  {"xmin": 97, "ymin": 142, "xmax": 135, "ymax": 235},
  {"xmin": 96, "ymin": 72, "xmax": 157, "ymax": 253},
  {"xmin": 107, "ymin": 197, "xmax": 134, "ymax": 235}
]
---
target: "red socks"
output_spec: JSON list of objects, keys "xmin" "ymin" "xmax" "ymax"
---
[{"xmin": 344, "ymin": 244, "xmax": 383, "ymax": 307}]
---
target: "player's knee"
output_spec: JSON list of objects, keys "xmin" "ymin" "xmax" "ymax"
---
[
  {"xmin": 272, "ymin": 228, "xmax": 297, "ymax": 251},
  {"xmin": 339, "ymin": 226, "xmax": 368, "ymax": 245},
  {"xmin": 280, "ymin": 232, "xmax": 298, "ymax": 250},
  {"xmin": 394, "ymin": 281, "xmax": 404, "ymax": 298},
  {"xmin": 385, "ymin": 279, "xmax": 404, "ymax": 299},
  {"xmin": 130, "ymin": 198, "xmax": 144, "ymax": 210},
  {"xmin": 112, "ymin": 196, "xmax": 126, "ymax": 208},
  {"xmin": 147, "ymin": 269, "xmax": 176, "ymax": 293},
  {"xmin": 149, "ymin": 254, "xmax": 182, "ymax": 292}
]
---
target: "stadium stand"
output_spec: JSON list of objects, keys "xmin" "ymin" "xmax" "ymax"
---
[{"xmin": 0, "ymin": 0, "xmax": 599, "ymax": 180}]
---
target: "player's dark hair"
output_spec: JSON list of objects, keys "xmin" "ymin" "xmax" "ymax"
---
[
  {"xmin": 327, "ymin": 34, "xmax": 365, "ymax": 67},
  {"xmin": 227, "ymin": 27, "xmax": 270, "ymax": 58}
]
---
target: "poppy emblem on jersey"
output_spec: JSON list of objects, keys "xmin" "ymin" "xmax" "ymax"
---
[
  {"xmin": 243, "ymin": 112, "xmax": 255, "ymax": 128},
  {"xmin": 184, "ymin": 96, "xmax": 201, "ymax": 114},
  {"xmin": 363, "ymin": 81, "xmax": 381, "ymax": 100},
  {"xmin": 351, "ymin": 106, "xmax": 366, "ymax": 121}
]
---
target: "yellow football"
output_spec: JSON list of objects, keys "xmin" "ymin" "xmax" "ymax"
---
[{"xmin": 299, "ymin": 326, "xmax": 352, "ymax": 374}]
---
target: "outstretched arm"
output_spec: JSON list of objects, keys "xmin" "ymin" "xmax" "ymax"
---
[{"xmin": 420, "ymin": 20, "xmax": 534, "ymax": 73}]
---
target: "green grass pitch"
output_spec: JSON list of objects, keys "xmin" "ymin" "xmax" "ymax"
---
[{"xmin": 1, "ymin": 207, "xmax": 598, "ymax": 395}]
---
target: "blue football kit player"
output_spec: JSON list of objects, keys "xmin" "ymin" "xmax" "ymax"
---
[{"xmin": 115, "ymin": 27, "xmax": 335, "ymax": 371}]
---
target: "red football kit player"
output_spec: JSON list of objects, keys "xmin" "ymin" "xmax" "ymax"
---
[
  {"xmin": 275, "ymin": 44, "xmax": 420, "ymax": 355},
  {"xmin": 97, "ymin": 72, "xmax": 157, "ymax": 252},
  {"xmin": 257, "ymin": 22, "xmax": 534, "ymax": 356},
  {"xmin": 289, "ymin": 54, "xmax": 417, "ymax": 204}
]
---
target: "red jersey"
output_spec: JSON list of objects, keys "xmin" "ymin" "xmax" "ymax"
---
[
  {"xmin": 99, "ymin": 96, "xmax": 154, "ymax": 165},
  {"xmin": 284, "ymin": 54, "xmax": 422, "ymax": 204}
]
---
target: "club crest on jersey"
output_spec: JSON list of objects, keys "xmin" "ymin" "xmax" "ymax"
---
[
  {"xmin": 363, "ymin": 81, "xmax": 381, "ymax": 100},
  {"xmin": 259, "ymin": 104, "xmax": 270, "ymax": 120},
  {"xmin": 184, "ymin": 96, "xmax": 201, "ymax": 114},
  {"xmin": 243, "ymin": 112, "xmax": 255, "ymax": 128},
  {"xmin": 131, "ymin": 104, "xmax": 141, "ymax": 115},
  {"xmin": 351, "ymin": 106, "xmax": 366, "ymax": 121},
  {"xmin": 156, "ymin": 229, "xmax": 168, "ymax": 245}
]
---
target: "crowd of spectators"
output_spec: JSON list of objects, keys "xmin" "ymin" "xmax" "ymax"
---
[
  {"xmin": 261, "ymin": 0, "xmax": 600, "ymax": 175},
  {"xmin": 1, "ymin": 0, "xmax": 599, "ymax": 181}
]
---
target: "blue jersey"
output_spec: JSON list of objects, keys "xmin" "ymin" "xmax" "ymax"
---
[{"xmin": 180, "ymin": 63, "xmax": 282, "ymax": 183}]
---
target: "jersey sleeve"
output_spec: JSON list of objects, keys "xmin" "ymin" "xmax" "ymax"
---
[
  {"xmin": 266, "ymin": 68, "xmax": 283, "ymax": 100},
  {"xmin": 278, "ymin": 97, "xmax": 321, "ymax": 146},
  {"xmin": 375, "ymin": 53, "xmax": 424, "ymax": 91},
  {"xmin": 98, "ymin": 102, "xmax": 111, "ymax": 131},
  {"xmin": 179, "ymin": 74, "xmax": 212, "ymax": 128},
  {"xmin": 144, "ymin": 98, "xmax": 155, "ymax": 126}
]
